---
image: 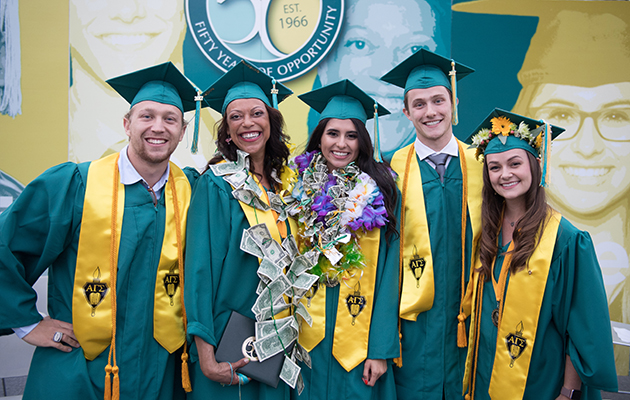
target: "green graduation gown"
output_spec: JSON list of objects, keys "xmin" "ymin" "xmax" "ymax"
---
[
  {"xmin": 184, "ymin": 170, "xmax": 291, "ymax": 400},
  {"xmin": 290, "ymin": 199, "xmax": 401, "ymax": 400},
  {"xmin": 0, "ymin": 161, "xmax": 199, "ymax": 400},
  {"xmin": 393, "ymin": 155, "xmax": 474, "ymax": 400},
  {"xmin": 471, "ymin": 217, "xmax": 618, "ymax": 400}
]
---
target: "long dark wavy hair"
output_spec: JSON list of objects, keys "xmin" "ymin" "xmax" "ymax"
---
[
  {"xmin": 205, "ymin": 103, "xmax": 291, "ymax": 189},
  {"xmin": 306, "ymin": 117, "xmax": 399, "ymax": 241},
  {"xmin": 478, "ymin": 151, "xmax": 550, "ymax": 279}
]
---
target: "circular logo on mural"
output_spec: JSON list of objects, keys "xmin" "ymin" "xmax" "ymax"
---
[{"xmin": 185, "ymin": 0, "xmax": 344, "ymax": 82}]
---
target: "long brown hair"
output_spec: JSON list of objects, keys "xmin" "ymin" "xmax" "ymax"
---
[
  {"xmin": 478, "ymin": 152, "xmax": 550, "ymax": 279},
  {"xmin": 204, "ymin": 104, "xmax": 290, "ymax": 189},
  {"xmin": 306, "ymin": 117, "xmax": 399, "ymax": 241}
]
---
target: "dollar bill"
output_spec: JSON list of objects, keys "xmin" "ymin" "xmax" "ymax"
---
[
  {"xmin": 287, "ymin": 255, "xmax": 311, "ymax": 278},
  {"xmin": 279, "ymin": 355, "xmax": 301, "ymax": 389},
  {"xmin": 232, "ymin": 188, "xmax": 270, "ymax": 211},
  {"xmin": 209, "ymin": 150, "xmax": 247, "ymax": 176},
  {"xmin": 257, "ymin": 258, "xmax": 282, "ymax": 282},
  {"xmin": 256, "ymin": 302, "xmax": 290, "ymax": 321},
  {"xmin": 243, "ymin": 174, "xmax": 263, "ymax": 197},
  {"xmin": 255, "ymin": 316, "xmax": 292, "ymax": 341},
  {"xmin": 282, "ymin": 235, "xmax": 299, "ymax": 259},
  {"xmin": 223, "ymin": 169, "xmax": 249, "ymax": 189},
  {"xmin": 252, "ymin": 274, "xmax": 292, "ymax": 314},
  {"xmin": 295, "ymin": 302, "xmax": 313, "ymax": 327},
  {"xmin": 240, "ymin": 230, "xmax": 264, "ymax": 258},
  {"xmin": 256, "ymin": 279, "xmax": 267, "ymax": 295},
  {"xmin": 304, "ymin": 249, "xmax": 320, "ymax": 267},
  {"xmin": 253, "ymin": 322, "xmax": 297, "ymax": 361},
  {"xmin": 297, "ymin": 373, "xmax": 304, "ymax": 395},
  {"xmin": 297, "ymin": 343, "xmax": 312, "ymax": 369}
]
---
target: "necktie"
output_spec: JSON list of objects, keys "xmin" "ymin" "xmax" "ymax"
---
[{"xmin": 427, "ymin": 153, "xmax": 449, "ymax": 183}]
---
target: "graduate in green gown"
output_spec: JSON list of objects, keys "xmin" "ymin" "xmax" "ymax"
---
[
  {"xmin": 184, "ymin": 60, "xmax": 298, "ymax": 399},
  {"xmin": 0, "ymin": 62, "xmax": 205, "ymax": 400},
  {"xmin": 383, "ymin": 49, "xmax": 481, "ymax": 399},
  {"xmin": 462, "ymin": 109, "xmax": 618, "ymax": 400},
  {"xmin": 286, "ymin": 79, "xmax": 400, "ymax": 400}
]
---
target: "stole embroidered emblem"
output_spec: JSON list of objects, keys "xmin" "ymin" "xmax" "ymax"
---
[
  {"xmin": 346, "ymin": 282, "xmax": 366, "ymax": 325},
  {"xmin": 505, "ymin": 321, "xmax": 528, "ymax": 368},
  {"xmin": 82, "ymin": 267, "xmax": 109, "ymax": 317}
]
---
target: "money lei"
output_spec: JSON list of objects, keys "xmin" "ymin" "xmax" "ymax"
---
[
  {"xmin": 212, "ymin": 150, "xmax": 310, "ymax": 392},
  {"xmin": 287, "ymin": 152, "xmax": 388, "ymax": 285}
]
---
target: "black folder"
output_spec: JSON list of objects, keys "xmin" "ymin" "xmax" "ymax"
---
[{"xmin": 215, "ymin": 311, "xmax": 294, "ymax": 388}]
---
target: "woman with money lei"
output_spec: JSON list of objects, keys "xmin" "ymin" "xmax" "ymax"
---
[
  {"xmin": 184, "ymin": 61, "xmax": 304, "ymax": 399},
  {"xmin": 285, "ymin": 80, "xmax": 400, "ymax": 400},
  {"xmin": 461, "ymin": 109, "xmax": 617, "ymax": 400}
]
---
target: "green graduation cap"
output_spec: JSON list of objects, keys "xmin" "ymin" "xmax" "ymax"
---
[
  {"xmin": 106, "ymin": 61, "xmax": 201, "ymax": 114},
  {"xmin": 202, "ymin": 60, "xmax": 293, "ymax": 115},
  {"xmin": 106, "ymin": 61, "xmax": 207, "ymax": 153},
  {"xmin": 465, "ymin": 108, "xmax": 565, "ymax": 187},
  {"xmin": 299, "ymin": 79, "xmax": 391, "ymax": 162},
  {"xmin": 380, "ymin": 49, "xmax": 474, "ymax": 125}
]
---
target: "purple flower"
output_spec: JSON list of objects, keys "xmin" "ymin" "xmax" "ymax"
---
[
  {"xmin": 324, "ymin": 174, "xmax": 337, "ymax": 193},
  {"xmin": 294, "ymin": 150, "xmax": 318, "ymax": 174},
  {"xmin": 373, "ymin": 192, "xmax": 384, "ymax": 207},
  {"xmin": 312, "ymin": 194, "xmax": 335, "ymax": 223},
  {"xmin": 348, "ymin": 205, "xmax": 388, "ymax": 231}
]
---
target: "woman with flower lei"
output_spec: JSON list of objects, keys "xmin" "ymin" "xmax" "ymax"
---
[
  {"xmin": 462, "ymin": 109, "xmax": 617, "ymax": 399},
  {"xmin": 286, "ymin": 80, "xmax": 400, "ymax": 400}
]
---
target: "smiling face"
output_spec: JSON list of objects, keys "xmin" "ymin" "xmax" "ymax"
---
[
  {"xmin": 529, "ymin": 82, "xmax": 630, "ymax": 215},
  {"xmin": 124, "ymin": 100, "xmax": 185, "ymax": 169},
  {"xmin": 403, "ymin": 85, "xmax": 453, "ymax": 151},
  {"xmin": 70, "ymin": 0, "xmax": 185, "ymax": 80},
  {"xmin": 225, "ymin": 98, "xmax": 271, "ymax": 161},
  {"xmin": 486, "ymin": 149, "xmax": 533, "ymax": 206},
  {"xmin": 319, "ymin": 118, "xmax": 360, "ymax": 171},
  {"xmin": 317, "ymin": 0, "xmax": 440, "ymax": 157}
]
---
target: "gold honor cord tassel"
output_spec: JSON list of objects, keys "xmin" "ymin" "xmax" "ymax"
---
[{"xmin": 450, "ymin": 60, "xmax": 458, "ymax": 126}]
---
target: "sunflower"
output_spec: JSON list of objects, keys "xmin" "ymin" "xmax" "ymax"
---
[{"xmin": 491, "ymin": 116, "xmax": 512, "ymax": 136}]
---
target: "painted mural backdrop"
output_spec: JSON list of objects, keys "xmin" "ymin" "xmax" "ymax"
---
[{"xmin": 0, "ymin": 0, "xmax": 629, "ymax": 377}]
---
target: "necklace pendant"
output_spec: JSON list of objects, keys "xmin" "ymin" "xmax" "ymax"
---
[{"xmin": 491, "ymin": 308, "xmax": 500, "ymax": 327}]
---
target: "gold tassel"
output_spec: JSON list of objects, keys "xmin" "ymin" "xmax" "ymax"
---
[
  {"xmin": 112, "ymin": 366, "xmax": 120, "ymax": 400},
  {"xmin": 393, "ymin": 332, "xmax": 403, "ymax": 367},
  {"xmin": 104, "ymin": 365, "xmax": 112, "ymax": 400},
  {"xmin": 457, "ymin": 313, "xmax": 468, "ymax": 348},
  {"xmin": 181, "ymin": 348, "xmax": 192, "ymax": 392}
]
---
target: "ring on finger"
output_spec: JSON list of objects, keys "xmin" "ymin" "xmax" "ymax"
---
[{"xmin": 53, "ymin": 331, "xmax": 63, "ymax": 343}]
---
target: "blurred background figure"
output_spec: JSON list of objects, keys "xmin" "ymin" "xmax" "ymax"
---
[
  {"xmin": 69, "ymin": 0, "xmax": 213, "ymax": 169},
  {"xmin": 0, "ymin": 0, "xmax": 22, "ymax": 118},
  {"xmin": 312, "ymin": 0, "xmax": 450, "ymax": 161}
]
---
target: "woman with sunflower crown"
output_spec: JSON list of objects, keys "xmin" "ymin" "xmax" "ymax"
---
[
  {"xmin": 285, "ymin": 79, "xmax": 400, "ymax": 400},
  {"xmin": 462, "ymin": 109, "xmax": 617, "ymax": 399}
]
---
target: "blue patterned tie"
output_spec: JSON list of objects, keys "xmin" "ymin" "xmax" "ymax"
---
[{"xmin": 427, "ymin": 153, "xmax": 449, "ymax": 183}]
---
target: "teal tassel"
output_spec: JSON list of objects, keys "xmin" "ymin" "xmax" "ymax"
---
[
  {"xmin": 373, "ymin": 102, "xmax": 382, "ymax": 163},
  {"xmin": 271, "ymin": 78, "xmax": 279, "ymax": 109},
  {"xmin": 192, "ymin": 89, "xmax": 202, "ymax": 154}
]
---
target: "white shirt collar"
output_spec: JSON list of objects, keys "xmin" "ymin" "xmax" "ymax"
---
[
  {"xmin": 414, "ymin": 135, "xmax": 459, "ymax": 161},
  {"xmin": 118, "ymin": 145, "xmax": 170, "ymax": 199}
]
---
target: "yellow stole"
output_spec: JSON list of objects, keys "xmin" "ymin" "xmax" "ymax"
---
[
  {"xmin": 390, "ymin": 141, "xmax": 482, "ymax": 321},
  {"xmin": 298, "ymin": 228, "xmax": 380, "ymax": 372},
  {"xmin": 72, "ymin": 153, "xmax": 191, "ymax": 361},
  {"xmin": 463, "ymin": 210, "xmax": 561, "ymax": 399}
]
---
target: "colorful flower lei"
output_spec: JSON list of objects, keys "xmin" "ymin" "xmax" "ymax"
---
[
  {"xmin": 470, "ymin": 116, "xmax": 542, "ymax": 160},
  {"xmin": 287, "ymin": 151, "xmax": 388, "ymax": 285}
]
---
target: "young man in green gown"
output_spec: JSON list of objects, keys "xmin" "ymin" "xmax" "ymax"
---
[
  {"xmin": 0, "ymin": 62, "xmax": 205, "ymax": 400},
  {"xmin": 383, "ymin": 49, "xmax": 481, "ymax": 399}
]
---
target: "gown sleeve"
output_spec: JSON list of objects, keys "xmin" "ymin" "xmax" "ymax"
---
[
  {"xmin": 367, "ymin": 190, "xmax": 401, "ymax": 360},
  {"xmin": 554, "ymin": 224, "xmax": 618, "ymax": 395},
  {"xmin": 184, "ymin": 172, "xmax": 232, "ymax": 347},
  {"xmin": 0, "ymin": 163, "xmax": 87, "ymax": 331}
]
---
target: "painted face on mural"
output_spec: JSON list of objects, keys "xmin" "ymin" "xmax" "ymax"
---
[
  {"xmin": 317, "ymin": 0, "xmax": 440, "ymax": 159},
  {"xmin": 69, "ymin": 0, "xmax": 186, "ymax": 80},
  {"xmin": 529, "ymin": 82, "xmax": 630, "ymax": 215}
]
